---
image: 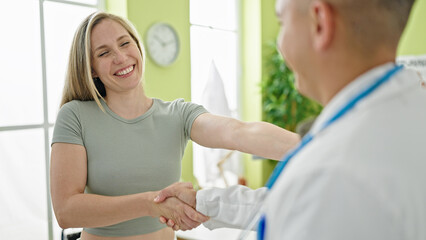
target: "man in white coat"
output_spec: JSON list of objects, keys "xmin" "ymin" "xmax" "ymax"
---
[{"xmin": 155, "ymin": 0, "xmax": 426, "ymax": 239}]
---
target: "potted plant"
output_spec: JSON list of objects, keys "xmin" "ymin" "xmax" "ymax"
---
[
  {"xmin": 260, "ymin": 43, "xmax": 322, "ymax": 173},
  {"xmin": 262, "ymin": 43, "xmax": 322, "ymax": 134}
]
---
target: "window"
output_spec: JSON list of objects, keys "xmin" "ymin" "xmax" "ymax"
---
[
  {"xmin": 190, "ymin": 0, "xmax": 242, "ymax": 187},
  {"xmin": 0, "ymin": 1, "xmax": 102, "ymax": 239}
]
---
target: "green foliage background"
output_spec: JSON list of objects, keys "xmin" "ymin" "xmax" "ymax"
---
[{"xmin": 261, "ymin": 44, "xmax": 323, "ymax": 132}]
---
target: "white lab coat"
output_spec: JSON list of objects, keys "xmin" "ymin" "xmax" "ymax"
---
[{"xmin": 196, "ymin": 63, "xmax": 426, "ymax": 240}]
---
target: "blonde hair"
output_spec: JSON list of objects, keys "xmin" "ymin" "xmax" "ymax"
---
[{"xmin": 60, "ymin": 11, "xmax": 146, "ymax": 110}]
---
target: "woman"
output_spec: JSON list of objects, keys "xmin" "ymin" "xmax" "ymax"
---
[{"xmin": 50, "ymin": 11, "xmax": 299, "ymax": 240}]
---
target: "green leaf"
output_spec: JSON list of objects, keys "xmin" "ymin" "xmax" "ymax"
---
[{"xmin": 261, "ymin": 43, "xmax": 323, "ymax": 132}]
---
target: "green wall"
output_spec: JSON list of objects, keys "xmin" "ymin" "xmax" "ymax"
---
[
  {"xmin": 105, "ymin": 0, "xmax": 127, "ymax": 18},
  {"xmin": 240, "ymin": 0, "xmax": 281, "ymax": 189},
  {"xmin": 126, "ymin": 0, "xmax": 191, "ymax": 101},
  {"xmin": 240, "ymin": 0, "xmax": 263, "ymax": 189},
  {"xmin": 398, "ymin": 0, "xmax": 426, "ymax": 55}
]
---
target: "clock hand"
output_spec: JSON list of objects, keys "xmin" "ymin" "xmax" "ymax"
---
[
  {"xmin": 164, "ymin": 39, "xmax": 175, "ymax": 46},
  {"xmin": 154, "ymin": 35, "xmax": 166, "ymax": 47}
]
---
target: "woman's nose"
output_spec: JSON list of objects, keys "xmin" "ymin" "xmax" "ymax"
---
[{"xmin": 113, "ymin": 50, "xmax": 127, "ymax": 64}]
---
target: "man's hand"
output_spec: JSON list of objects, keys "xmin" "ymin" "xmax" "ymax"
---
[{"xmin": 154, "ymin": 182, "xmax": 209, "ymax": 230}]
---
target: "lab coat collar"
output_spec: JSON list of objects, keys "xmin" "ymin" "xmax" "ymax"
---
[{"xmin": 309, "ymin": 62, "xmax": 396, "ymax": 135}]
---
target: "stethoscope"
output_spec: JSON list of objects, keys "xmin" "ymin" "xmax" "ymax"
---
[{"xmin": 237, "ymin": 64, "xmax": 404, "ymax": 240}]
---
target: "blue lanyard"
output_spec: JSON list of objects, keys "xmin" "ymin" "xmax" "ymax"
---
[{"xmin": 257, "ymin": 65, "xmax": 403, "ymax": 240}]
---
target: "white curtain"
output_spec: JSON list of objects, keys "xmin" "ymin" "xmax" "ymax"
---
[{"xmin": 193, "ymin": 61, "xmax": 242, "ymax": 188}]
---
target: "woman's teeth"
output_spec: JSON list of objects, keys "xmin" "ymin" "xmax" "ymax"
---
[{"xmin": 116, "ymin": 65, "xmax": 134, "ymax": 76}]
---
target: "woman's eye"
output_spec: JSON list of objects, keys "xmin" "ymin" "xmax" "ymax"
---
[
  {"xmin": 121, "ymin": 41, "xmax": 130, "ymax": 47},
  {"xmin": 99, "ymin": 51, "xmax": 109, "ymax": 57}
]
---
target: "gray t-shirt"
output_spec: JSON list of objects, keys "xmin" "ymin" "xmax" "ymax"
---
[{"xmin": 52, "ymin": 98, "xmax": 208, "ymax": 237}]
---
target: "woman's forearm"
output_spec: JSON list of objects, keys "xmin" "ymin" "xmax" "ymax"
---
[
  {"xmin": 54, "ymin": 191, "xmax": 158, "ymax": 229},
  {"xmin": 233, "ymin": 121, "xmax": 300, "ymax": 160},
  {"xmin": 191, "ymin": 114, "xmax": 300, "ymax": 160}
]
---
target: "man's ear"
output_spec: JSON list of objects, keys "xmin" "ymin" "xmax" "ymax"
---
[{"xmin": 310, "ymin": 0, "xmax": 335, "ymax": 51}]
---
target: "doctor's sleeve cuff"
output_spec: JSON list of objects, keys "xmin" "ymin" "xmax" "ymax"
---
[{"xmin": 196, "ymin": 185, "xmax": 267, "ymax": 230}]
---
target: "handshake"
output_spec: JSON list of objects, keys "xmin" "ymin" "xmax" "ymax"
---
[{"xmin": 152, "ymin": 182, "xmax": 210, "ymax": 231}]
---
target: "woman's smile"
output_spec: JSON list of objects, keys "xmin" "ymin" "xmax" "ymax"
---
[{"xmin": 114, "ymin": 64, "xmax": 135, "ymax": 78}]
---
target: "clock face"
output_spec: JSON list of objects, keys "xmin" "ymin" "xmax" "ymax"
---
[{"xmin": 146, "ymin": 23, "xmax": 180, "ymax": 67}]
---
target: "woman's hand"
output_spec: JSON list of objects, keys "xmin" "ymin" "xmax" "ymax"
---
[
  {"xmin": 153, "ymin": 196, "xmax": 209, "ymax": 231},
  {"xmin": 154, "ymin": 182, "xmax": 209, "ymax": 230}
]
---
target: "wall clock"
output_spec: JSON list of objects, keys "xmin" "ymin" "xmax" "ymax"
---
[{"xmin": 146, "ymin": 22, "xmax": 180, "ymax": 67}]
